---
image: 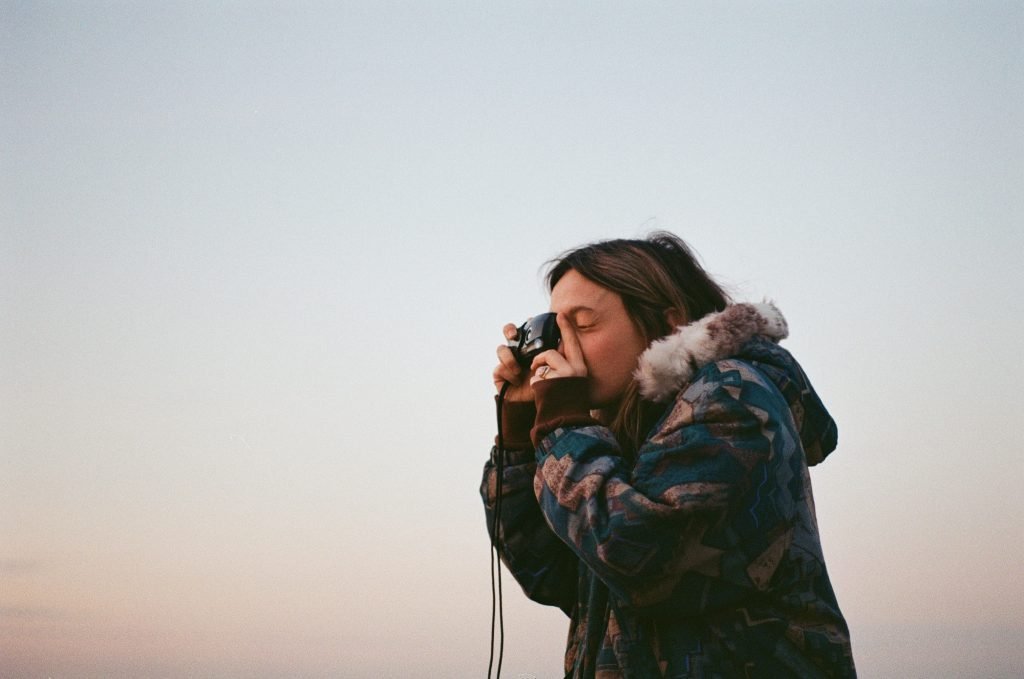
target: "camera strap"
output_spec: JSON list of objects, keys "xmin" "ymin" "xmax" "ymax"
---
[{"xmin": 488, "ymin": 381, "xmax": 511, "ymax": 679}]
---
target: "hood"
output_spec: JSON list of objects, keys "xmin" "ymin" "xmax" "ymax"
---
[{"xmin": 635, "ymin": 303, "xmax": 838, "ymax": 465}]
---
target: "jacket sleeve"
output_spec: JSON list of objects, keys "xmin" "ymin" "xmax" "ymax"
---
[
  {"xmin": 531, "ymin": 361, "xmax": 796, "ymax": 613},
  {"xmin": 481, "ymin": 400, "xmax": 579, "ymax": 615}
]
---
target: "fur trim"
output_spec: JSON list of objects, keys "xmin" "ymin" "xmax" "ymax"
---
[{"xmin": 634, "ymin": 302, "xmax": 788, "ymax": 402}]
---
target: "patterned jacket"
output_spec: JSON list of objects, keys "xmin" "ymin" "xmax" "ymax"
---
[{"xmin": 482, "ymin": 303, "xmax": 855, "ymax": 678}]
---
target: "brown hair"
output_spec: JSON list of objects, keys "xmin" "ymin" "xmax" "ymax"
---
[{"xmin": 545, "ymin": 232, "xmax": 731, "ymax": 456}]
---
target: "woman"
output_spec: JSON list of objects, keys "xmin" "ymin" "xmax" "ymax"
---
[{"xmin": 483, "ymin": 233, "xmax": 855, "ymax": 677}]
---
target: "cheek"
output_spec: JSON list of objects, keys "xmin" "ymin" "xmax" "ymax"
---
[
  {"xmin": 584, "ymin": 336, "xmax": 638, "ymax": 384},
  {"xmin": 578, "ymin": 337, "xmax": 606, "ymax": 372}
]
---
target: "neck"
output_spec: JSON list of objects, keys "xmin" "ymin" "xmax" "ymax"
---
[{"xmin": 591, "ymin": 402, "xmax": 620, "ymax": 425}]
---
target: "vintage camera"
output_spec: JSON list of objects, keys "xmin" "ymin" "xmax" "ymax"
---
[{"xmin": 508, "ymin": 312, "xmax": 561, "ymax": 367}]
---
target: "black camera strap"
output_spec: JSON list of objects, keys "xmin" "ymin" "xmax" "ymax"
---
[{"xmin": 488, "ymin": 381, "xmax": 511, "ymax": 679}]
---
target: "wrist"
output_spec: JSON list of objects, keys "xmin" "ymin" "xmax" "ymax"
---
[
  {"xmin": 494, "ymin": 397, "xmax": 537, "ymax": 449},
  {"xmin": 530, "ymin": 377, "xmax": 599, "ymax": 447}
]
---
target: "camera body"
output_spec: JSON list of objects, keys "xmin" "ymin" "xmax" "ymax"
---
[{"xmin": 508, "ymin": 312, "xmax": 561, "ymax": 367}]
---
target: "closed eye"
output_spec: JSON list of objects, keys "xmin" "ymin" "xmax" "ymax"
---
[{"xmin": 567, "ymin": 307, "xmax": 598, "ymax": 329}]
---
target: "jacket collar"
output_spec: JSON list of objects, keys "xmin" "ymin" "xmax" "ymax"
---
[{"xmin": 634, "ymin": 302, "xmax": 788, "ymax": 402}]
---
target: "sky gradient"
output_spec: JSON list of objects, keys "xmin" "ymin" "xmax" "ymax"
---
[{"xmin": 2, "ymin": 2, "xmax": 1022, "ymax": 677}]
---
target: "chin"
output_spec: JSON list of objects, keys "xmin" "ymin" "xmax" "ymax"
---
[{"xmin": 587, "ymin": 390, "xmax": 616, "ymax": 411}]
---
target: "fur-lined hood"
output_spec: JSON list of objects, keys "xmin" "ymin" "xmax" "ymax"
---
[
  {"xmin": 635, "ymin": 302, "xmax": 838, "ymax": 465},
  {"xmin": 635, "ymin": 302, "xmax": 788, "ymax": 403}
]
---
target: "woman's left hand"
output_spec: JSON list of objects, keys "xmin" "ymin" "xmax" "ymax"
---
[{"xmin": 530, "ymin": 313, "xmax": 588, "ymax": 385}]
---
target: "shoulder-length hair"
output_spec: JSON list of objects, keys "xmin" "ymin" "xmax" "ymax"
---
[{"xmin": 545, "ymin": 232, "xmax": 731, "ymax": 455}]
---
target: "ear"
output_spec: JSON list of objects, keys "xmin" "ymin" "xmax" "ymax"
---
[{"xmin": 663, "ymin": 307, "xmax": 686, "ymax": 329}]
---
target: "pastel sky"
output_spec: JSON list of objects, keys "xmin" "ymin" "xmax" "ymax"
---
[{"xmin": 2, "ymin": 2, "xmax": 1022, "ymax": 677}]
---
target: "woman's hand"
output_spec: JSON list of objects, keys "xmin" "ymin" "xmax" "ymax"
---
[
  {"xmin": 530, "ymin": 313, "xmax": 588, "ymax": 386},
  {"xmin": 493, "ymin": 323, "xmax": 535, "ymax": 402}
]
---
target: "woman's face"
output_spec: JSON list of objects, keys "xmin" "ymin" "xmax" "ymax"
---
[{"xmin": 549, "ymin": 269, "xmax": 648, "ymax": 409}]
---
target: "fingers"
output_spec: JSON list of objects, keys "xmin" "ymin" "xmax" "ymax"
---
[
  {"xmin": 530, "ymin": 349, "xmax": 571, "ymax": 374},
  {"xmin": 528, "ymin": 347, "xmax": 585, "ymax": 385},
  {"xmin": 494, "ymin": 322, "xmax": 538, "ymax": 401},
  {"xmin": 495, "ymin": 322, "xmax": 522, "ymax": 382},
  {"xmin": 525, "ymin": 314, "xmax": 589, "ymax": 386},
  {"xmin": 494, "ymin": 344, "xmax": 523, "ymax": 385},
  {"xmin": 529, "ymin": 365, "xmax": 551, "ymax": 386},
  {"xmin": 555, "ymin": 313, "xmax": 587, "ymax": 375}
]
